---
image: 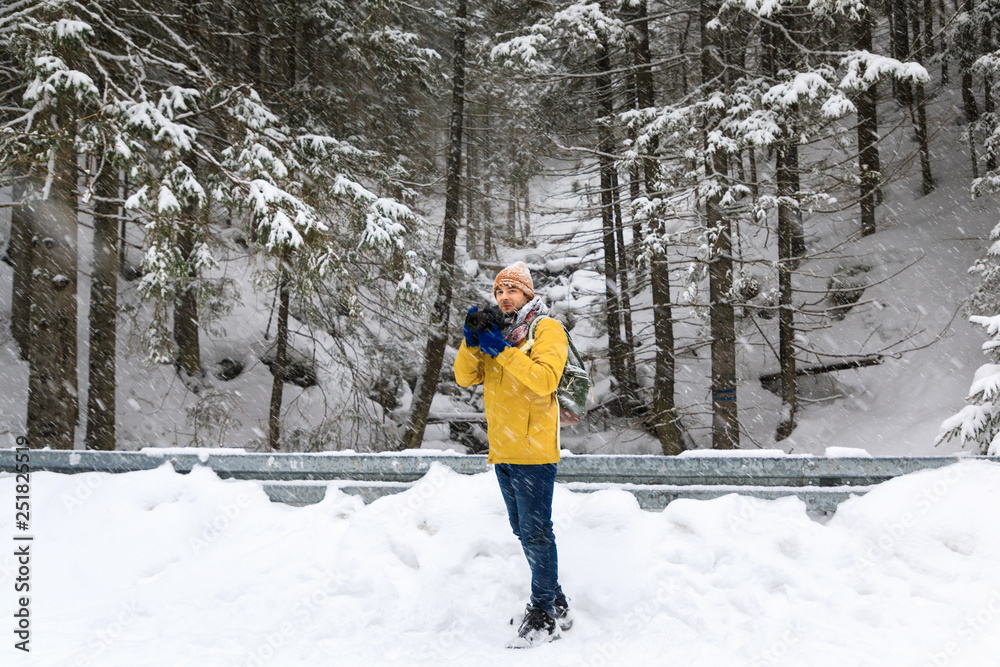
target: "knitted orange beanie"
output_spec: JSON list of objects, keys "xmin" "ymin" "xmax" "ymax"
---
[{"xmin": 493, "ymin": 261, "xmax": 535, "ymax": 299}]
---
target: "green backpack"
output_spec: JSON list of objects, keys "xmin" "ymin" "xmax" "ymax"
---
[{"xmin": 523, "ymin": 316, "xmax": 591, "ymax": 426}]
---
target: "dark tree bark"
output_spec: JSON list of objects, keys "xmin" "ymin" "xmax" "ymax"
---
[
  {"xmin": 246, "ymin": 1, "xmax": 263, "ymax": 89},
  {"xmin": 9, "ymin": 171, "xmax": 32, "ymax": 360},
  {"xmin": 268, "ymin": 266, "xmax": 290, "ymax": 450},
  {"xmin": 891, "ymin": 0, "xmax": 912, "ymax": 105},
  {"xmin": 625, "ymin": 0, "xmax": 683, "ymax": 453},
  {"xmin": 596, "ymin": 42, "xmax": 629, "ymax": 399},
  {"xmin": 27, "ymin": 150, "xmax": 78, "ymax": 450},
  {"xmin": 702, "ymin": 0, "xmax": 738, "ymax": 449},
  {"xmin": 401, "ymin": 0, "xmax": 467, "ymax": 450},
  {"xmin": 763, "ymin": 16, "xmax": 806, "ymax": 256},
  {"xmin": 85, "ymin": 158, "xmax": 119, "ymax": 451},
  {"xmin": 465, "ymin": 124, "xmax": 479, "ymax": 257},
  {"xmin": 938, "ymin": 0, "xmax": 949, "ymax": 84},
  {"xmin": 776, "ymin": 143, "xmax": 797, "ymax": 441},
  {"xmin": 771, "ymin": 6, "xmax": 808, "ymax": 440},
  {"xmin": 651, "ymin": 223, "xmax": 684, "ymax": 454},
  {"xmin": 856, "ymin": 10, "xmax": 881, "ymax": 236},
  {"xmin": 610, "ymin": 164, "xmax": 640, "ymax": 406},
  {"xmin": 960, "ymin": 0, "xmax": 979, "ymax": 125},
  {"xmin": 174, "ymin": 214, "xmax": 202, "ymax": 379},
  {"xmin": 984, "ymin": 17, "xmax": 996, "ymax": 173},
  {"xmin": 912, "ymin": 0, "xmax": 935, "ymax": 194}
]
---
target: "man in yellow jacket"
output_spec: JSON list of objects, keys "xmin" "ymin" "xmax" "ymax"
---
[{"xmin": 453, "ymin": 261, "xmax": 572, "ymax": 648}]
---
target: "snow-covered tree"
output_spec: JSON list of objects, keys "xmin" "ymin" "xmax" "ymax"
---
[
  {"xmin": 937, "ymin": 5, "xmax": 1000, "ymax": 455},
  {"xmin": 626, "ymin": 0, "xmax": 928, "ymax": 444},
  {"xmin": 937, "ymin": 303, "xmax": 1000, "ymax": 455},
  {"xmin": 1, "ymin": 4, "xmax": 98, "ymax": 449},
  {"xmin": 1, "ymin": 0, "xmax": 425, "ymax": 450}
]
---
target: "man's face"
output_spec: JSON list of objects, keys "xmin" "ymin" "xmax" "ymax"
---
[{"xmin": 495, "ymin": 285, "xmax": 529, "ymax": 315}]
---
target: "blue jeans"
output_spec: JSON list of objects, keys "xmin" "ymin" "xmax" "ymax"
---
[{"xmin": 495, "ymin": 463, "xmax": 562, "ymax": 615}]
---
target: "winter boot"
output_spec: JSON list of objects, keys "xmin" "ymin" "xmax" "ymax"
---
[
  {"xmin": 554, "ymin": 591, "xmax": 573, "ymax": 631},
  {"xmin": 507, "ymin": 604, "xmax": 560, "ymax": 649}
]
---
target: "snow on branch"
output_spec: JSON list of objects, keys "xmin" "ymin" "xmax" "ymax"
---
[
  {"xmin": 331, "ymin": 175, "xmax": 414, "ymax": 249},
  {"xmin": 246, "ymin": 179, "xmax": 325, "ymax": 251},
  {"xmin": 369, "ymin": 28, "xmax": 441, "ymax": 64},
  {"xmin": 492, "ymin": 1, "xmax": 623, "ymax": 69},
  {"xmin": 23, "ymin": 55, "xmax": 99, "ymax": 106},
  {"xmin": 974, "ymin": 50, "xmax": 1000, "ymax": 75},
  {"xmin": 113, "ymin": 99, "xmax": 198, "ymax": 152},
  {"xmin": 762, "ymin": 69, "xmax": 836, "ymax": 108},
  {"xmin": 551, "ymin": 2, "xmax": 624, "ymax": 44},
  {"xmin": 732, "ymin": 0, "xmax": 865, "ymax": 20},
  {"xmin": 938, "ymin": 316, "xmax": 1000, "ymax": 454},
  {"xmin": 491, "ymin": 32, "xmax": 551, "ymax": 69},
  {"xmin": 839, "ymin": 51, "xmax": 929, "ymax": 91},
  {"xmin": 363, "ymin": 198, "xmax": 412, "ymax": 249}
]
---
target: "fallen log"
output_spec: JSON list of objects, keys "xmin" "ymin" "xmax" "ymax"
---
[{"xmin": 759, "ymin": 355, "xmax": 883, "ymax": 385}]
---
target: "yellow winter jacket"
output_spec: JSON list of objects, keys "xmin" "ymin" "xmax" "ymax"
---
[{"xmin": 453, "ymin": 317, "xmax": 568, "ymax": 465}]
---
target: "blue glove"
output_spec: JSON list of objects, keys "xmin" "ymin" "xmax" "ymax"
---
[
  {"xmin": 478, "ymin": 324, "xmax": 510, "ymax": 357},
  {"xmin": 463, "ymin": 307, "xmax": 480, "ymax": 348}
]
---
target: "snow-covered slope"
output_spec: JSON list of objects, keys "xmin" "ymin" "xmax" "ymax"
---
[{"xmin": 434, "ymin": 87, "xmax": 998, "ymax": 457}]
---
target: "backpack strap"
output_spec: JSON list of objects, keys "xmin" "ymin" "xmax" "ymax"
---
[{"xmin": 521, "ymin": 315, "xmax": 550, "ymax": 355}]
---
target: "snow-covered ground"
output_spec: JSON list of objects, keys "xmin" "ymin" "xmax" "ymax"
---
[{"xmin": 3, "ymin": 458, "xmax": 1000, "ymax": 666}]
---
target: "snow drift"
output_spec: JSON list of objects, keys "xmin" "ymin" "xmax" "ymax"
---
[{"xmin": 3, "ymin": 459, "xmax": 1000, "ymax": 666}]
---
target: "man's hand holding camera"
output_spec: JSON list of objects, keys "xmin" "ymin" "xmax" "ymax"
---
[
  {"xmin": 464, "ymin": 305, "xmax": 509, "ymax": 356},
  {"xmin": 477, "ymin": 325, "xmax": 510, "ymax": 357}
]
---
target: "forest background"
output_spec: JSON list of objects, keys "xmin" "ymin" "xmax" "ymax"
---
[{"xmin": 3, "ymin": 0, "xmax": 1000, "ymax": 458}]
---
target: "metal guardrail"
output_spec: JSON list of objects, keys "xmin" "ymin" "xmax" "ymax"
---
[{"xmin": 0, "ymin": 449, "xmax": 991, "ymax": 512}]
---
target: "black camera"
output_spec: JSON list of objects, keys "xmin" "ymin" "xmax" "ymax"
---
[{"xmin": 465, "ymin": 305, "xmax": 508, "ymax": 333}]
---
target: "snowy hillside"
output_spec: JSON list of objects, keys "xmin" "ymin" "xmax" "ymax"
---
[{"xmin": 435, "ymin": 85, "xmax": 1000, "ymax": 458}]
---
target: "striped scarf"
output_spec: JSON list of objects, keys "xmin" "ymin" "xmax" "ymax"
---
[{"xmin": 502, "ymin": 296, "xmax": 549, "ymax": 346}]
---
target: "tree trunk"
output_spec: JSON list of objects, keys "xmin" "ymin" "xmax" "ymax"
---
[
  {"xmin": 521, "ymin": 180, "xmax": 531, "ymax": 239},
  {"xmin": 597, "ymin": 43, "xmax": 628, "ymax": 398},
  {"xmin": 27, "ymin": 150, "xmax": 78, "ymax": 450},
  {"xmin": 891, "ymin": 0, "xmax": 912, "ymax": 105},
  {"xmin": 764, "ymin": 16, "xmax": 807, "ymax": 256},
  {"xmin": 776, "ymin": 143, "xmax": 797, "ymax": 441},
  {"xmin": 961, "ymin": 79, "xmax": 978, "ymax": 127},
  {"xmin": 118, "ymin": 172, "xmax": 132, "ymax": 279},
  {"xmin": 984, "ymin": 18, "xmax": 996, "ymax": 172},
  {"xmin": 268, "ymin": 266, "xmax": 289, "ymax": 450},
  {"xmin": 9, "ymin": 171, "xmax": 32, "ymax": 360},
  {"xmin": 628, "ymin": 0, "xmax": 679, "ymax": 445},
  {"xmin": 961, "ymin": 1, "xmax": 979, "ymax": 124},
  {"xmin": 85, "ymin": 158, "xmax": 119, "ymax": 451},
  {"xmin": 912, "ymin": 0, "xmax": 935, "ymax": 194},
  {"xmin": 938, "ymin": 0, "xmax": 948, "ymax": 84},
  {"xmin": 247, "ymin": 2, "xmax": 263, "ymax": 89},
  {"xmin": 401, "ymin": 0, "xmax": 466, "ymax": 450},
  {"xmin": 651, "ymin": 222, "xmax": 684, "ymax": 454},
  {"xmin": 856, "ymin": 11, "xmax": 880, "ymax": 236},
  {"xmin": 465, "ymin": 124, "xmax": 479, "ymax": 257},
  {"xmin": 174, "ymin": 215, "xmax": 202, "ymax": 379},
  {"xmin": 625, "ymin": 0, "xmax": 654, "ymax": 242},
  {"xmin": 787, "ymin": 143, "xmax": 807, "ymax": 257},
  {"xmin": 703, "ymin": 0, "xmax": 739, "ymax": 449},
  {"xmin": 610, "ymin": 166, "xmax": 640, "ymax": 406}
]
